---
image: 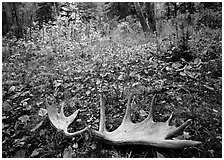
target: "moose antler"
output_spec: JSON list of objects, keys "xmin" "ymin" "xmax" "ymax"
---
[
  {"xmin": 46, "ymin": 94, "xmax": 201, "ymax": 148},
  {"xmin": 91, "ymin": 93, "xmax": 201, "ymax": 148},
  {"xmin": 46, "ymin": 100, "xmax": 88, "ymax": 136}
]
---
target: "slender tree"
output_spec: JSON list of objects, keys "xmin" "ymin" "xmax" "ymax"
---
[
  {"xmin": 133, "ymin": 2, "xmax": 150, "ymax": 33},
  {"xmin": 145, "ymin": 2, "xmax": 156, "ymax": 32}
]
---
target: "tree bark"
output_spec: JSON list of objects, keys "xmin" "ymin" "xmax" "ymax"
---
[
  {"xmin": 12, "ymin": 3, "xmax": 23, "ymax": 39},
  {"xmin": 145, "ymin": 2, "xmax": 156, "ymax": 32},
  {"xmin": 2, "ymin": 3, "xmax": 13, "ymax": 36},
  {"xmin": 133, "ymin": 2, "xmax": 150, "ymax": 33}
]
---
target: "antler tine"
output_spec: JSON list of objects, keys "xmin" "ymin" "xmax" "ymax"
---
[
  {"xmin": 165, "ymin": 119, "xmax": 192, "ymax": 139},
  {"xmin": 144, "ymin": 94, "xmax": 156, "ymax": 123},
  {"xmin": 60, "ymin": 102, "xmax": 80, "ymax": 123},
  {"xmin": 99, "ymin": 93, "xmax": 106, "ymax": 133},
  {"xmin": 122, "ymin": 93, "xmax": 133, "ymax": 123},
  {"xmin": 166, "ymin": 112, "xmax": 173, "ymax": 124},
  {"xmin": 60, "ymin": 102, "xmax": 66, "ymax": 117}
]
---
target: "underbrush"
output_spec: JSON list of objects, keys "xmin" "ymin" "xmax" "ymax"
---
[{"xmin": 2, "ymin": 25, "xmax": 222, "ymax": 157}]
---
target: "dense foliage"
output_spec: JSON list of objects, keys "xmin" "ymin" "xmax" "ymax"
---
[{"xmin": 2, "ymin": 2, "xmax": 222, "ymax": 158}]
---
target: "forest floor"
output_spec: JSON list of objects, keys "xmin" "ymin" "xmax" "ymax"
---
[{"xmin": 2, "ymin": 35, "xmax": 222, "ymax": 158}]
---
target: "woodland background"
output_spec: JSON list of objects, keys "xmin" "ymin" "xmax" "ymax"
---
[{"xmin": 2, "ymin": 2, "xmax": 222, "ymax": 158}]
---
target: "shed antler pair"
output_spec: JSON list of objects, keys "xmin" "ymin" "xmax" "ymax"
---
[{"xmin": 46, "ymin": 94, "xmax": 201, "ymax": 148}]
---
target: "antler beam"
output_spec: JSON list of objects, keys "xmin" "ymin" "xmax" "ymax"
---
[
  {"xmin": 92, "ymin": 93, "xmax": 201, "ymax": 148},
  {"xmin": 46, "ymin": 94, "xmax": 201, "ymax": 148}
]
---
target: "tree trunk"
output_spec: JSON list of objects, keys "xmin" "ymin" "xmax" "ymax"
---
[
  {"xmin": 133, "ymin": 2, "xmax": 150, "ymax": 33},
  {"xmin": 2, "ymin": 3, "xmax": 13, "ymax": 36},
  {"xmin": 12, "ymin": 3, "xmax": 23, "ymax": 39},
  {"xmin": 145, "ymin": 2, "xmax": 156, "ymax": 32},
  {"xmin": 173, "ymin": 2, "xmax": 179, "ymax": 45}
]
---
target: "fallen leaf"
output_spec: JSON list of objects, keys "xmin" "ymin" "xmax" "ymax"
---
[
  {"xmin": 11, "ymin": 92, "xmax": 21, "ymax": 99},
  {"xmin": 86, "ymin": 90, "xmax": 91, "ymax": 96},
  {"xmin": 132, "ymin": 82, "xmax": 141, "ymax": 87},
  {"xmin": 139, "ymin": 109, "xmax": 148, "ymax": 117},
  {"xmin": 31, "ymin": 121, "xmax": 44, "ymax": 132},
  {"xmin": 21, "ymin": 98, "xmax": 31, "ymax": 103},
  {"xmin": 174, "ymin": 131, "xmax": 191, "ymax": 140},
  {"xmin": 20, "ymin": 90, "xmax": 31, "ymax": 97},
  {"xmin": 73, "ymin": 143, "xmax": 78, "ymax": 149},
  {"xmin": 185, "ymin": 71, "xmax": 197, "ymax": 79},
  {"xmin": 3, "ymin": 101, "xmax": 12, "ymax": 112},
  {"xmin": 39, "ymin": 108, "xmax": 47, "ymax": 117},
  {"xmin": 172, "ymin": 62, "xmax": 182, "ymax": 69},
  {"xmin": 76, "ymin": 119, "xmax": 82, "ymax": 122},
  {"xmin": 9, "ymin": 86, "xmax": 16, "ymax": 93},
  {"xmin": 3, "ymin": 80, "xmax": 18, "ymax": 85},
  {"xmin": 30, "ymin": 148, "xmax": 41, "ymax": 157},
  {"xmin": 176, "ymin": 96, "xmax": 182, "ymax": 101},
  {"xmin": 14, "ymin": 150, "xmax": 26, "ymax": 158},
  {"xmin": 96, "ymin": 79, "xmax": 101, "ymax": 85},
  {"xmin": 90, "ymin": 143, "xmax": 97, "ymax": 150},
  {"xmin": 26, "ymin": 105, "xmax": 32, "ymax": 110},
  {"xmin": 39, "ymin": 129, "xmax": 46, "ymax": 136},
  {"xmin": 183, "ymin": 131, "xmax": 191, "ymax": 139},
  {"xmin": 83, "ymin": 131, "xmax": 90, "ymax": 141},
  {"xmin": 18, "ymin": 115, "xmax": 30, "ymax": 124},
  {"xmin": 208, "ymin": 150, "xmax": 214, "ymax": 156},
  {"xmin": 165, "ymin": 66, "xmax": 172, "ymax": 71},
  {"xmin": 117, "ymin": 74, "xmax": 124, "ymax": 81},
  {"xmin": 54, "ymin": 80, "xmax": 63, "ymax": 88},
  {"xmin": 87, "ymin": 117, "xmax": 92, "ymax": 123},
  {"xmin": 203, "ymin": 84, "xmax": 215, "ymax": 91},
  {"xmin": 14, "ymin": 138, "xmax": 26, "ymax": 146},
  {"xmin": 156, "ymin": 151, "xmax": 165, "ymax": 158},
  {"xmin": 22, "ymin": 101, "xmax": 28, "ymax": 107},
  {"xmin": 36, "ymin": 101, "xmax": 44, "ymax": 107},
  {"xmin": 193, "ymin": 58, "xmax": 201, "ymax": 65},
  {"xmin": 63, "ymin": 146, "xmax": 73, "ymax": 158},
  {"xmin": 129, "ymin": 71, "xmax": 136, "ymax": 77},
  {"xmin": 180, "ymin": 72, "xmax": 186, "ymax": 76}
]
